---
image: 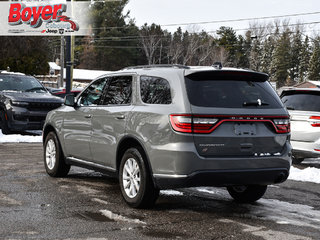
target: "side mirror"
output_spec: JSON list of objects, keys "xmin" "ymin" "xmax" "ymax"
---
[{"xmin": 64, "ymin": 94, "xmax": 75, "ymax": 107}]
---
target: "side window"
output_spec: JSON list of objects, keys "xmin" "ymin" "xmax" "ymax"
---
[
  {"xmin": 79, "ymin": 77, "xmax": 107, "ymax": 106},
  {"xmin": 140, "ymin": 76, "xmax": 171, "ymax": 104},
  {"xmin": 103, "ymin": 76, "xmax": 132, "ymax": 105}
]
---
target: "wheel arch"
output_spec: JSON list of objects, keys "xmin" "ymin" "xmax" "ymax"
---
[
  {"xmin": 42, "ymin": 124, "xmax": 57, "ymax": 144},
  {"xmin": 116, "ymin": 135, "xmax": 156, "ymax": 185}
]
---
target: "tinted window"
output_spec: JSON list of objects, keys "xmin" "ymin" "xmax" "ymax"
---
[
  {"xmin": 281, "ymin": 91, "xmax": 320, "ymax": 112},
  {"xmin": 0, "ymin": 75, "xmax": 46, "ymax": 93},
  {"xmin": 185, "ymin": 76, "xmax": 282, "ymax": 109},
  {"xmin": 79, "ymin": 78, "xmax": 107, "ymax": 106},
  {"xmin": 103, "ymin": 76, "xmax": 132, "ymax": 105},
  {"xmin": 140, "ymin": 76, "xmax": 171, "ymax": 104}
]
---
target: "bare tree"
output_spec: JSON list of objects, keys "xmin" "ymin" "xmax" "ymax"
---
[
  {"xmin": 139, "ymin": 24, "xmax": 163, "ymax": 65},
  {"xmin": 210, "ymin": 46, "xmax": 230, "ymax": 66},
  {"xmin": 182, "ymin": 32, "xmax": 201, "ymax": 65}
]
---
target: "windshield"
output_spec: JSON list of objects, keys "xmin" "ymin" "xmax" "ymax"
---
[
  {"xmin": 281, "ymin": 91, "xmax": 320, "ymax": 112},
  {"xmin": 0, "ymin": 75, "xmax": 47, "ymax": 93},
  {"xmin": 185, "ymin": 76, "xmax": 282, "ymax": 109}
]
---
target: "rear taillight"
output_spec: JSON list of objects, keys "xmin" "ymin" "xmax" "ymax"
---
[
  {"xmin": 170, "ymin": 115, "xmax": 218, "ymax": 133},
  {"xmin": 169, "ymin": 115, "xmax": 192, "ymax": 133},
  {"xmin": 309, "ymin": 116, "xmax": 320, "ymax": 127},
  {"xmin": 170, "ymin": 114, "xmax": 290, "ymax": 134},
  {"xmin": 273, "ymin": 119, "xmax": 290, "ymax": 133}
]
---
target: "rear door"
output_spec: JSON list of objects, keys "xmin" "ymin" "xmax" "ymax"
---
[
  {"xmin": 90, "ymin": 75, "xmax": 134, "ymax": 168},
  {"xmin": 184, "ymin": 71, "xmax": 289, "ymax": 157},
  {"xmin": 281, "ymin": 90, "xmax": 320, "ymax": 142}
]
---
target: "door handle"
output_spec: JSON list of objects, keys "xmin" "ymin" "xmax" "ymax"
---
[
  {"xmin": 116, "ymin": 115, "xmax": 125, "ymax": 120},
  {"xmin": 85, "ymin": 115, "xmax": 92, "ymax": 119}
]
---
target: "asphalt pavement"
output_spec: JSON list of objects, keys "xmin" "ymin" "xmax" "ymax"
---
[{"xmin": 1, "ymin": 143, "xmax": 320, "ymax": 240}]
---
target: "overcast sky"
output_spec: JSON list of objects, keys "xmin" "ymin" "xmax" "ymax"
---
[{"xmin": 124, "ymin": 0, "xmax": 320, "ymax": 36}]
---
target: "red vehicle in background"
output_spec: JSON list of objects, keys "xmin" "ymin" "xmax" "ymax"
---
[{"xmin": 47, "ymin": 87, "xmax": 82, "ymax": 98}]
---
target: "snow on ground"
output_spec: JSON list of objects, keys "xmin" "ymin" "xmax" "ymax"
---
[
  {"xmin": 289, "ymin": 166, "xmax": 320, "ymax": 184},
  {"xmin": 0, "ymin": 130, "xmax": 42, "ymax": 143}
]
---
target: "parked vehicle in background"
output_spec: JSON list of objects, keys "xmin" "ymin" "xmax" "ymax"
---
[
  {"xmin": 281, "ymin": 88, "xmax": 320, "ymax": 163},
  {"xmin": 0, "ymin": 72, "xmax": 63, "ymax": 134},
  {"xmin": 47, "ymin": 87, "xmax": 82, "ymax": 99},
  {"xmin": 43, "ymin": 64, "xmax": 291, "ymax": 208}
]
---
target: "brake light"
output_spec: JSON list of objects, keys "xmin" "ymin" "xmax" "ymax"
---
[
  {"xmin": 169, "ymin": 115, "xmax": 192, "ymax": 133},
  {"xmin": 310, "ymin": 116, "xmax": 320, "ymax": 127},
  {"xmin": 170, "ymin": 115, "xmax": 218, "ymax": 133},
  {"xmin": 273, "ymin": 119, "xmax": 290, "ymax": 133},
  {"xmin": 170, "ymin": 114, "xmax": 290, "ymax": 134}
]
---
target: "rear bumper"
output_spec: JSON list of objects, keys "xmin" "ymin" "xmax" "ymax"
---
[
  {"xmin": 291, "ymin": 140, "xmax": 320, "ymax": 159},
  {"xmin": 149, "ymin": 141, "xmax": 292, "ymax": 189},
  {"xmin": 154, "ymin": 168, "xmax": 289, "ymax": 189}
]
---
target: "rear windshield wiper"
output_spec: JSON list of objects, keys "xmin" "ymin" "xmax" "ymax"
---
[{"xmin": 243, "ymin": 100, "xmax": 269, "ymax": 107}]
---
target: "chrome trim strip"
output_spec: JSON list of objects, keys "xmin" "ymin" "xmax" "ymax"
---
[
  {"xmin": 153, "ymin": 173, "xmax": 188, "ymax": 178},
  {"xmin": 67, "ymin": 157, "xmax": 116, "ymax": 172}
]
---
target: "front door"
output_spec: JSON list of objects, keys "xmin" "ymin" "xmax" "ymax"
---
[{"xmin": 63, "ymin": 77, "xmax": 107, "ymax": 160}]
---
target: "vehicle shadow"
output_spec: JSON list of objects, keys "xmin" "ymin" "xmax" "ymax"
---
[{"xmin": 294, "ymin": 158, "xmax": 320, "ymax": 169}]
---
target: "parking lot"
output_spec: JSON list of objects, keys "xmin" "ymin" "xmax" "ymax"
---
[{"xmin": 0, "ymin": 143, "xmax": 319, "ymax": 239}]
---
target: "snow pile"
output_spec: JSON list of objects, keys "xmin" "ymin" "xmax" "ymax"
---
[
  {"xmin": 0, "ymin": 130, "xmax": 42, "ymax": 143},
  {"xmin": 160, "ymin": 190, "xmax": 184, "ymax": 196},
  {"xmin": 289, "ymin": 166, "xmax": 320, "ymax": 184},
  {"xmin": 99, "ymin": 209, "xmax": 146, "ymax": 224}
]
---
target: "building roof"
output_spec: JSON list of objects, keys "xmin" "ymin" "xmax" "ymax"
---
[
  {"xmin": 48, "ymin": 62, "xmax": 111, "ymax": 81},
  {"xmin": 48, "ymin": 62, "xmax": 61, "ymax": 71},
  {"xmin": 63, "ymin": 68, "xmax": 111, "ymax": 81},
  {"xmin": 294, "ymin": 80, "xmax": 320, "ymax": 88}
]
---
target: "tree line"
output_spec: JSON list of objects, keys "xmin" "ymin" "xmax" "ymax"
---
[{"xmin": 0, "ymin": 0, "xmax": 319, "ymax": 88}]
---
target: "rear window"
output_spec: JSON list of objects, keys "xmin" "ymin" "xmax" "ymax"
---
[
  {"xmin": 281, "ymin": 91, "xmax": 320, "ymax": 112},
  {"xmin": 185, "ymin": 72, "xmax": 282, "ymax": 109},
  {"xmin": 140, "ymin": 76, "xmax": 171, "ymax": 104}
]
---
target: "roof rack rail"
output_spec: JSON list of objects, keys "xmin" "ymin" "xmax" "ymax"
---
[{"xmin": 123, "ymin": 64, "xmax": 190, "ymax": 70}]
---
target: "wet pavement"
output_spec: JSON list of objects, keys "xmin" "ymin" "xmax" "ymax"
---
[{"xmin": 1, "ymin": 143, "xmax": 320, "ymax": 240}]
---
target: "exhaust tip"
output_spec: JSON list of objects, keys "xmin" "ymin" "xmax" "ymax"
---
[{"xmin": 274, "ymin": 172, "xmax": 287, "ymax": 184}]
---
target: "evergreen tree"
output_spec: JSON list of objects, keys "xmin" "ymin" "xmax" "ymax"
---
[
  {"xmin": 299, "ymin": 36, "xmax": 311, "ymax": 82},
  {"xmin": 270, "ymin": 30, "xmax": 291, "ymax": 87},
  {"xmin": 89, "ymin": 0, "xmax": 143, "ymax": 70},
  {"xmin": 308, "ymin": 38, "xmax": 320, "ymax": 80},
  {"xmin": 216, "ymin": 27, "xmax": 238, "ymax": 66},
  {"xmin": 249, "ymin": 37, "xmax": 262, "ymax": 71},
  {"xmin": 260, "ymin": 36, "xmax": 275, "ymax": 75},
  {"xmin": 236, "ymin": 34, "xmax": 250, "ymax": 69},
  {"xmin": 0, "ymin": 37, "xmax": 50, "ymax": 75},
  {"xmin": 289, "ymin": 28, "xmax": 303, "ymax": 83}
]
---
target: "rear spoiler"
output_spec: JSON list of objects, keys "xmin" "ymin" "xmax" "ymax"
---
[{"xmin": 185, "ymin": 70, "xmax": 269, "ymax": 82}]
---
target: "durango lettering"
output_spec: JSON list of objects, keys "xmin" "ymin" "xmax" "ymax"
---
[{"xmin": 8, "ymin": 3, "xmax": 66, "ymax": 28}]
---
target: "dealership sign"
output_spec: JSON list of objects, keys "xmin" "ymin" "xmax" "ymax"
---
[{"xmin": 1, "ymin": 0, "xmax": 89, "ymax": 35}]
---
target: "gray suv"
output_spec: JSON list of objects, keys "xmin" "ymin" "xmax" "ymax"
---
[{"xmin": 43, "ymin": 65, "xmax": 292, "ymax": 208}]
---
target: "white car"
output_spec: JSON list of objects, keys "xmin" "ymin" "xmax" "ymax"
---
[{"xmin": 281, "ymin": 88, "xmax": 320, "ymax": 163}]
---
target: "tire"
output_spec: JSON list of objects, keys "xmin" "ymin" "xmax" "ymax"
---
[
  {"xmin": 0, "ymin": 110, "xmax": 11, "ymax": 135},
  {"xmin": 119, "ymin": 147, "xmax": 159, "ymax": 208},
  {"xmin": 292, "ymin": 156, "xmax": 304, "ymax": 164},
  {"xmin": 227, "ymin": 185, "xmax": 267, "ymax": 203},
  {"xmin": 44, "ymin": 132, "xmax": 70, "ymax": 177}
]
